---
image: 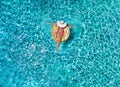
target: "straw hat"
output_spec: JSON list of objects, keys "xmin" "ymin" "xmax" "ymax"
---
[{"xmin": 57, "ymin": 20, "xmax": 67, "ymax": 28}]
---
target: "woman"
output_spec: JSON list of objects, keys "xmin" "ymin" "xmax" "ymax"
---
[
  {"xmin": 56, "ymin": 20, "xmax": 68, "ymax": 52},
  {"xmin": 47, "ymin": 20, "xmax": 75, "ymax": 52}
]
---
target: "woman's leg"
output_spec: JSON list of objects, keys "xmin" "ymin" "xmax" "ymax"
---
[
  {"xmin": 56, "ymin": 28, "xmax": 64, "ymax": 52},
  {"xmin": 56, "ymin": 37, "xmax": 62, "ymax": 53}
]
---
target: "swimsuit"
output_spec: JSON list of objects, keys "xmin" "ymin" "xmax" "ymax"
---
[{"xmin": 58, "ymin": 28, "xmax": 64, "ymax": 37}]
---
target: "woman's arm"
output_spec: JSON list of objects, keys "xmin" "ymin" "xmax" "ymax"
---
[
  {"xmin": 46, "ymin": 22, "xmax": 55, "ymax": 25},
  {"xmin": 68, "ymin": 24, "xmax": 76, "ymax": 28}
]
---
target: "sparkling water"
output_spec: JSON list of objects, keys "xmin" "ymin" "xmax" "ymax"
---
[{"xmin": 0, "ymin": 0, "xmax": 120, "ymax": 87}]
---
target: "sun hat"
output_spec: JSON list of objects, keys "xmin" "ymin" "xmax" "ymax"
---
[{"xmin": 57, "ymin": 20, "xmax": 67, "ymax": 28}]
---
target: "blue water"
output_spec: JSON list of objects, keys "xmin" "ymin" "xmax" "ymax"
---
[{"xmin": 0, "ymin": 0, "xmax": 120, "ymax": 87}]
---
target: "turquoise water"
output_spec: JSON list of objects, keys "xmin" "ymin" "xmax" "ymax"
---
[{"xmin": 0, "ymin": 0, "xmax": 120, "ymax": 87}]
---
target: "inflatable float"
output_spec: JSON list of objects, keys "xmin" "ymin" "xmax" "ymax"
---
[{"xmin": 52, "ymin": 23, "xmax": 70, "ymax": 42}]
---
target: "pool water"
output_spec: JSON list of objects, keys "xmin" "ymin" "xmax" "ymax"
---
[{"xmin": 0, "ymin": 0, "xmax": 120, "ymax": 87}]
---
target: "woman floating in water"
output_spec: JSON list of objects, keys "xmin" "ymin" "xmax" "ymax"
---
[
  {"xmin": 55, "ymin": 21, "xmax": 69, "ymax": 52},
  {"xmin": 47, "ymin": 20, "xmax": 75, "ymax": 52}
]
